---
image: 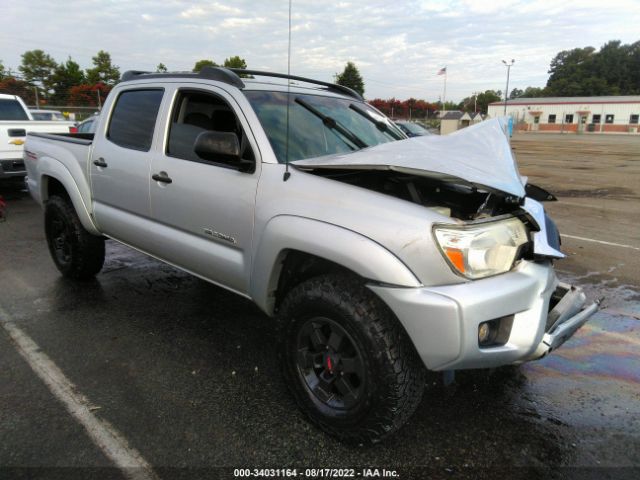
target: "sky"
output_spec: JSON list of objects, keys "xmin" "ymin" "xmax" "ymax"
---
[{"xmin": 1, "ymin": 0, "xmax": 639, "ymax": 102}]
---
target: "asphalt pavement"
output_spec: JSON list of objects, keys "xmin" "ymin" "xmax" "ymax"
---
[{"xmin": 1, "ymin": 134, "xmax": 639, "ymax": 479}]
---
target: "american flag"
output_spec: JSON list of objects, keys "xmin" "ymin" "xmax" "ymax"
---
[{"xmin": 437, "ymin": 67, "xmax": 447, "ymax": 75}]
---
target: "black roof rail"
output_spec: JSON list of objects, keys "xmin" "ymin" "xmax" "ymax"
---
[
  {"xmin": 228, "ymin": 68, "xmax": 364, "ymax": 100},
  {"xmin": 199, "ymin": 67, "xmax": 245, "ymax": 88},
  {"xmin": 120, "ymin": 67, "xmax": 245, "ymax": 88},
  {"xmin": 119, "ymin": 68, "xmax": 361, "ymax": 100},
  {"xmin": 121, "ymin": 70, "xmax": 151, "ymax": 81}
]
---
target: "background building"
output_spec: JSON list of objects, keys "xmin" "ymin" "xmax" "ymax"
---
[
  {"xmin": 439, "ymin": 111, "xmax": 485, "ymax": 134},
  {"xmin": 439, "ymin": 111, "xmax": 464, "ymax": 134},
  {"xmin": 488, "ymin": 96, "xmax": 640, "ymax": 134}
]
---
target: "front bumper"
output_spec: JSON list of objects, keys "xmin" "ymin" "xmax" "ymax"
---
[
  {"xmin": 369, "ymin": 260, "xmax": 598, "ymax": 371},
  {"xmin": 526, "ymin": 283, "xmax": 598, "ymax": 360}
]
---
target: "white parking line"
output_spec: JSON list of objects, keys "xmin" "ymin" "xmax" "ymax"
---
[
  {"xmin": 0, "ymin": 307, "xmax": 159, "ymax": 480},
  {"xmin": 562, "ymin": 234, "xmax": 640, "ymax": 251}
]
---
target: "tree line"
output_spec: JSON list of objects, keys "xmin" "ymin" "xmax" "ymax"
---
[
  {"xmin": 0, "ymin": 51, "xmax": 253, "ymax": 107},
  {"xmin": 353, "ymin": 40, "xmax": 640, "ymax": 116},
  {"xmin": 1, "ymin": 39, "xmax": 635, "ymax": 113},
  {"xmin": 0, "ymin": 50, "xmax": 120, "ymax": 106}
]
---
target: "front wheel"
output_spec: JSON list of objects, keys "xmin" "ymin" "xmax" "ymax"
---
[
  {"xmin": 279, "ymin": 274, "xmax": 425, "ymax": 444},
  {"xmin": 45, "ymin": 195, "xmax": 105, "ymax": 280}
]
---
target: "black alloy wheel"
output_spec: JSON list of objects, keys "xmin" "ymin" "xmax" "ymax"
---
[
  {"xmin": 296, "ymin": 317, "xmax": 366, "ymax": 410},
  {"xmin": 48, "ymin": 210, "xmax": 73, "ymax": 268},
  {"xmin": 279, "ymin": 274, "xmax": 426, "ymax": 444},
  {"xmin": 44, "ymin": 195, "xmax": 105, "ymax": 279}
]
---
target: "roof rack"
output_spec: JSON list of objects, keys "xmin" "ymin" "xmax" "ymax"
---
[
  {"xmin": 120, "ymin": 67, "xmax": 363, "ymax": 100},
  {"xmin": 229, "ymin": 69, "xmax": 363, "ymax": 100},
  {"xmin": 120, "ymin": 67, "xmax": 245, "ymax": 88}
]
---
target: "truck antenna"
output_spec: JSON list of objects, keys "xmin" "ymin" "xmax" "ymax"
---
[{"xmin": 283, "ymin": 0, "xmax": 292, "ymax": 182}]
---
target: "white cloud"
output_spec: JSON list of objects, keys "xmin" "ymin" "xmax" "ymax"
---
[
  {"xmin": 180, "ymin": 6, "xmax": 207, "ymax": 19},
  {"xmin": 1, "ymin": 0, "xmax": 638, "ymax": 101},
  {"xmin": 180, "ymin": 3, "xmax": 243, "ymax": 19},
  {"xmin": 220, "ymin": 17, "xmax": 267, "ymax": 29}
]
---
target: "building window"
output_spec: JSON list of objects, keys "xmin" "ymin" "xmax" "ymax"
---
[
  {"xmin": 630, "ymin": 114, "xmax": 639, "ymax": 124},
  {"xmin": 548, "ymin": 114, "xmax": 556, "ymax": 124},
  {"xmin": 533, "ymin": 116, "xmax": 540, "ymax": 124},
  {"xmin": 592, "ymin": 114, "xmax": 601, "ymax": 124},
  {"xmin": 605, "ymin": 114, "xmax": 614, "ymax": 124},
  {"xmin": 565, "ymin": 114, "xmax": 574, "ymax": 123}
]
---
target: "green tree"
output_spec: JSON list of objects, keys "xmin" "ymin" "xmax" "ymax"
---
[
  {"xmin": 545, "ymin": 47, "xmax": 597, "ymax": 96},
  {"xmin": 509, "ymin": 88, "xmax": 523, "ymax": 99},
  {"xmin": 86, "ymin": 50, "xmax": 120, "ymax": 85},
  {"xmin": 543, "ymin": 41, "xmax": 640, "ymax": 96},
  {"xmin": 193, "ymin": 59, "xmax": 218, "ymax": 72},
  {"xmin": 458, "ymin": 93, "xmax": 483, "ymax": 112},
  {"xmin": 521, "ymin": 86, "xmax": 545, "ymax": 98},
  {"xmin": 441, "ymin": 101, "xmax": 459, "ymax": 111},
  {"xmin": 223, "ymin": 56, "xmax": 247, "ymax": 69},
  {"xmin": 50, "ymin": 57, "xmax": 85, "ymax": 103},
  {"xmin": 628, "ymin": 41, "xmax": 640, "ymax": 95},
  {"xmin": 223, "ymin": 56, "xmax": 252, "ymax": 77},
  {"xmin": 475, "ymin": 90, "xmax": 502, "ymax": 114},
  {"xmin": 335, "ymin": 61, "xmax": 365, "ymax": 96},
  {"xmin": 156, "ymin": 63, "xmax": 168, "ymax": 73},
  {"xmin": 0, "ymin": 59, "xmax": 5, "ymax": 80},
  {"xmin": 19, "ymin": 49, "xmax": 57, "ymax": 95},
  {"xmin": 591, "ymin": 40, "xmax": 628, "ymax": 94}
]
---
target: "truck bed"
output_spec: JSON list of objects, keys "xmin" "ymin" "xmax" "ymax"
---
[
  {"xmin": 23, "ymin": 131, "xmax": 95, "ymax": 209},
  {"xmin": 27, "ymin": 132, "xmax": 94, "ymax": 145}
]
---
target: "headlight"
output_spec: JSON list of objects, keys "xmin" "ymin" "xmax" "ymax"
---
[{"xmin": 434, "ymin": 217, "xmax": 529, "ymax": 279}]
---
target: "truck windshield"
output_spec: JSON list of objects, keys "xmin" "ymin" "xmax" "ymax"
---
[
  {"xmin": 0, "ymin": 99, "xmax": 29, "ymax": 121},
  {"xmin": 244, "ymin": 91, "xmax": 403, "ymax": 163}
]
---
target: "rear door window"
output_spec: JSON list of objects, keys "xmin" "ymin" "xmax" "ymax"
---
[{"xmin": 107, "ymin": 89, "xmax": 163, "ymax": 151}]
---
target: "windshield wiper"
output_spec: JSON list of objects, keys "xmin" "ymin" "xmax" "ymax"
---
[
  {"xmin": 349, "ymin": 104, "xmax": 404, "ymax": 140},
  {"xmin": 294, "ymin": 97, "xmax": 368, "ymax": 149}
]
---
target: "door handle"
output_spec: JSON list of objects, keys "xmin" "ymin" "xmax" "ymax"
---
[
  {"xmin": 93, "ymin": 158, "xmax": 108, "ymax": 168},
  {"xmin": 152, "ymin": 172, "xmax": 173, "ymax": 184}
]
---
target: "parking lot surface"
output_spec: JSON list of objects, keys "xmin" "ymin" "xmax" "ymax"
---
[{"xmin": 1, "ymin": 133, "xmax": 639, "ymax": 479}]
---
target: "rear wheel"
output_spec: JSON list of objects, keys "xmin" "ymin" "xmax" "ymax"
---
[
  {"xmin": 279, "ymin": 274, "xmax": 425, "ymax": 444},
  {"xmin": 45, "ymin": 195, "xmax": 105, "ymax": 279}
]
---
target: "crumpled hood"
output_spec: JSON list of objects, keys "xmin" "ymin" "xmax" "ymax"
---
[{"xmin": 292, "ymin": 117, "xmax": 526, "ymax": 198}]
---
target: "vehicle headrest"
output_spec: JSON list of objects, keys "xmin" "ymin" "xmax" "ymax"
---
[
  {"xmin": 211, "ymin": 110, "xmax": 237, "ymax": 133},
  {"xmin": 184, "ymin": 112, "xmax": 212, "ymax": 130}
]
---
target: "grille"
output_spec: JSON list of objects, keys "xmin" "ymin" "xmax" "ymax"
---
[{"xmin": 1, "ymin": 160, "xmax": 25, "ymax": 172}]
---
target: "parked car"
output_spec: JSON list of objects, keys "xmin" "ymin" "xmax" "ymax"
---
[
  {"xmin": 395, "ymin": 120, "xmax": 433, "ymax": 137},
  {"xmin": 30, "ymin": 109, "xmax": 67, "ymax": 121},
  {"xmin": 23, "ymin": 68, "xmax": 597, "ymax": 444},
  {"xmin": 1, "ymin": 94, "xmax": 76, "ymax": 185},
  {"xmin": 77, "ymin": 115, "xmax": 99, "ymax": 134}
]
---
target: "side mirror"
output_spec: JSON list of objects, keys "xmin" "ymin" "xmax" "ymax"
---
[{"xmin": 194, "ymin": 131, "xmax": 240, "ymax": 164}]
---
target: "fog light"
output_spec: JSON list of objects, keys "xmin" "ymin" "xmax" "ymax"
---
[
  {"xmin": 478, "ymin": 321, "xmax": 497, "ymax": 346},
  {"xmin": 478, "ymin": 316, "xmax": 514, "ymax": 347}
]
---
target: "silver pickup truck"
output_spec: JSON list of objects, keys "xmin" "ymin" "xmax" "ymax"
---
[{"xmin": 23, "ymin": 68, "xmax": 597, "ymax": 443}]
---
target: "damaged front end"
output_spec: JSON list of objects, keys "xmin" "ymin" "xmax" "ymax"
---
[
  {"xmin": 294, "ymin": 118, "xmax": 598, "ymax": 366},
  {"xmin": 527, "ymin": 284, "xmax": 600, "ymax": 361}
]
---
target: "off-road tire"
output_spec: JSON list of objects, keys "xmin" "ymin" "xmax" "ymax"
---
[
  {"xmin": 45, "ymin": 195, "xmax": 105, "ymax": 279},
  {"xmin": 279, "ymin": 274, "xmax": 426, "ymax": 444}
]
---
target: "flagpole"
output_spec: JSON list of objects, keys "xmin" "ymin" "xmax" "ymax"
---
[{"xmin": 442, "ymin": 67, "xmax": 447, "ymax": 112}]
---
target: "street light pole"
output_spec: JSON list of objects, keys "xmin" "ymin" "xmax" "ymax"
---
[{"xmin": 502, "ymin": 59, "xmax": 515, "ymax": 115}]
